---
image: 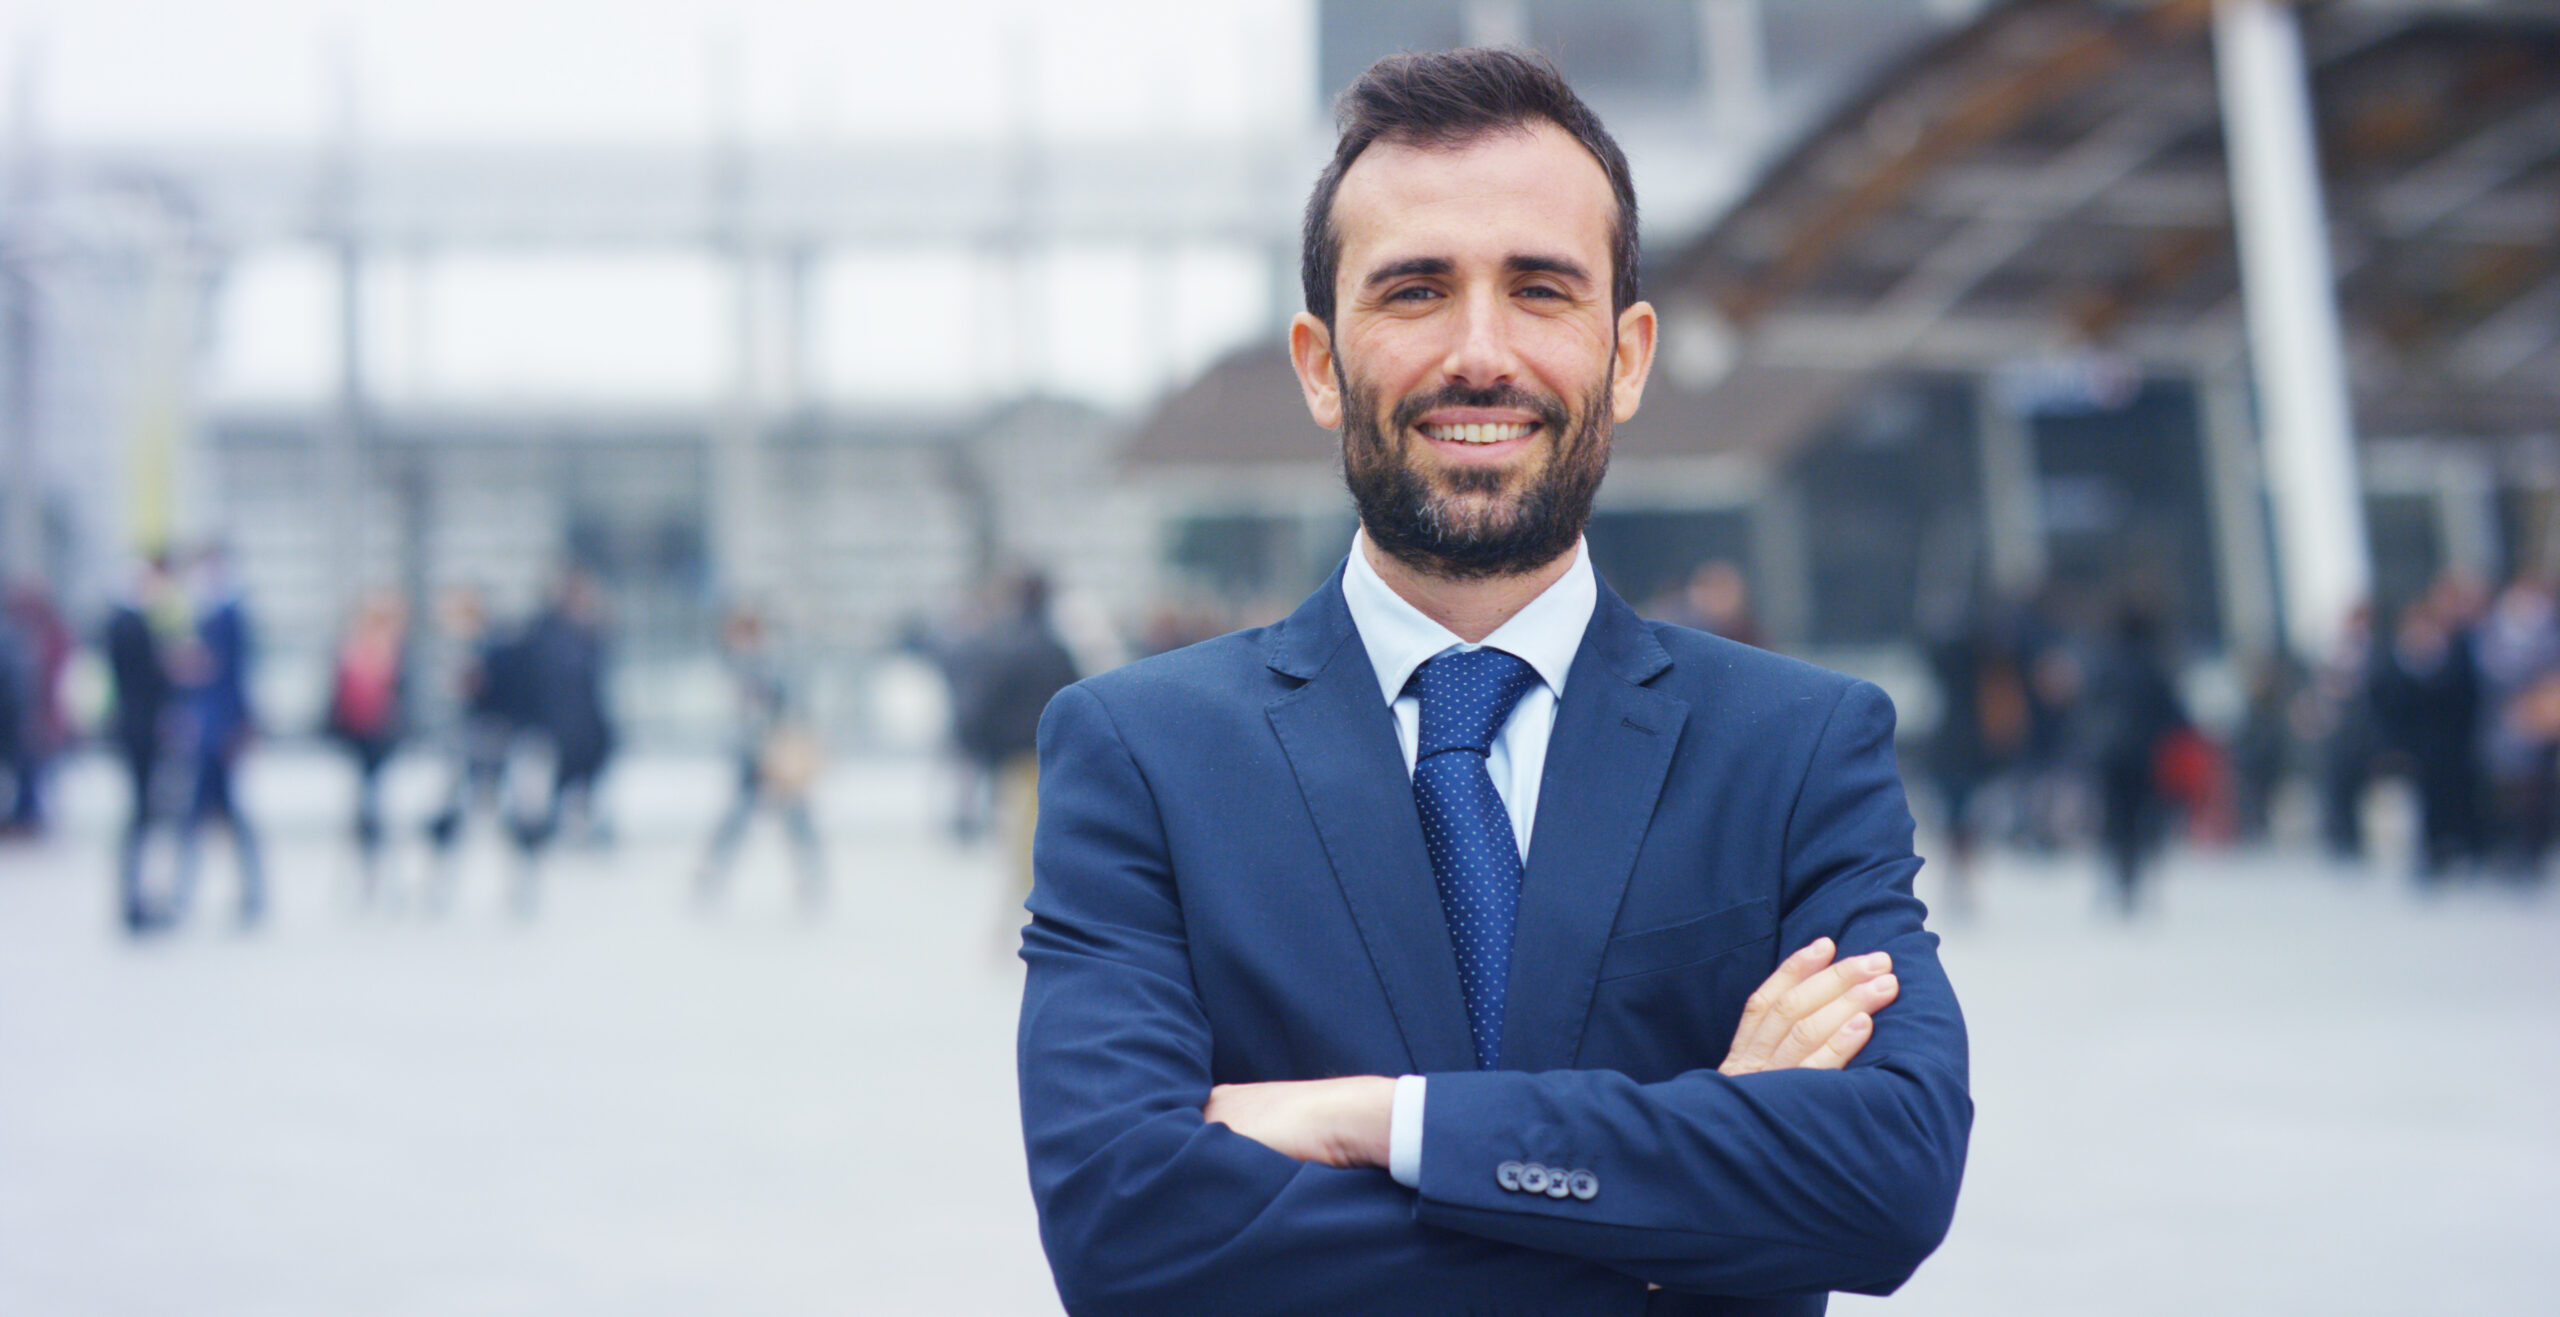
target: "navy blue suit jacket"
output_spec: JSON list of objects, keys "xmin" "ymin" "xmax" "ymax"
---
[{"xmin": 1018, "ymin": 570, "xmax": 1969, "ymax": 1315}]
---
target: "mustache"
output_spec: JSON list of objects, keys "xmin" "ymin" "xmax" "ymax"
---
[{"xmin": 1387, "ymin": 383, "xmax": 1571, "ymax": 436}]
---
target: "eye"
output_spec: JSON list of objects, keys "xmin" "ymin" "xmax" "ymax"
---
[
  {"xmin": 1385, "ymin": 284, "xmax": 1441, "ymax": 303},
  {"xmin": 1517, "ymin": 282, "xmax": 1567, "ymax": 300}
]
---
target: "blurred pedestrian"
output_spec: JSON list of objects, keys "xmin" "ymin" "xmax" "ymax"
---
[
  {"xmin": 2374, "ymin": 578, "xmax": 2485, "ymax": 882},
  {"xmin": 1668, "ymin": 559, "xmax": 1761, "ymax": 648},
  {"xmin": 2302, "ymin": 600, "xmax": 2380, "ymax": 862},
  {"xmin": 421, "ymin": 585, "xmax": 523, "ymax": 901},
  {"xmin": 694, "ymin": 604, "xmax": 826, "ymax": 910},
  {"xmin": 1924, "ymin": 614, "xmax": 2030, "ymax": 915},
  {"xmin": 2011, "ymin": 586, "xmax": 2083, "ymax": 854},
  {"xmin": 2472, "ymin": 576, "xmax": 2560, "ymax": 882},
  {"xmin": 169, "ymin": 543, "xmax": 266, "ymax": 929},
  {"xmin": 509, "ymin": 568, "xmax": 616, "ymax": 902},
  {"xmin": 2, "ymin": 580, "xmax": 72, "ymax": 836},
  {"xmin": 2226, "ymin": 652, "xmax": 2296, "ymax": 846},
  {"xmin": 325, "ymin": 588, "xmax": 410, "ymax": 896},
  {"xmin": 948, "ymin": 569, "xmax": 1078, "ymax": 914},
  {"xmin": 0, "ymin": 607, "xmax": 27, "ymax": 840},
  {"xmin": 2078, "ymin": 601, "xmax": 2189, "ymax": 917},
  {"xmin": 104, "ymin": 555, "xmax": 182, "ymax": 933}
]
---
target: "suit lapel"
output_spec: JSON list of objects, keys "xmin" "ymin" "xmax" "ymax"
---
[
  {"xmin": 1265, "ymin": 575, "xmax": 1478, "ymax": 1075},
  {"xmin": 1501, "ymin": 585, "xmax": 1686, "ymax": 1073}
]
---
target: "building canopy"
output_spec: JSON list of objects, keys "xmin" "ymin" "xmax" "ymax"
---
[
  {"xmin": 1656, "ymin": 0, "xmax": 2560, "ymax": 441},
  {"xmin": 1137, "ymin": 0, "xmax": 2558, "ymax": 474}
]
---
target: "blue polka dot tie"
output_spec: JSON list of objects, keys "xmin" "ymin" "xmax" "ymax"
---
[{"xmin": 1408, "ymin": 647, "xmax": 1540, "ymax": 1070}]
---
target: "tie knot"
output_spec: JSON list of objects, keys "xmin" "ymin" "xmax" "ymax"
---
[{"xmin": 1409, "ymin": 647, "xmax": 1540, "ymax": 759}]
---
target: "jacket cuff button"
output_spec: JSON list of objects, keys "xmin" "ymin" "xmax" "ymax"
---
[{"xmin": 1495, "ymin": 1160, "xmax": 1524, "ymax": 1192}]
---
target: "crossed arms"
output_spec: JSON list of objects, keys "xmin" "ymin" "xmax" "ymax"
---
[{"xmin": 1204, "ymin": 936, "xmax": 1903, "ymax": 1170}]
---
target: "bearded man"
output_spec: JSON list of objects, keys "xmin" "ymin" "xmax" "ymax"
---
[{"xmin": 1017, "ymin": 49, "xmax": 1969, "ymax": 1315}]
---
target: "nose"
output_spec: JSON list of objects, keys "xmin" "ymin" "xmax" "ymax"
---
[{"xmin": 1438, "ymin": 288, "xmax": 1520, "ymax": 390}]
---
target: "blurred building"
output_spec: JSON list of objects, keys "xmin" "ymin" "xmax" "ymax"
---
[
  {"xmin": 7, "ymin": 0, "xmax": 2555, "ymax": 742},
  {"xmin": 1134, "ymin": 0, "xmax": 2560, "ymax": 690}
]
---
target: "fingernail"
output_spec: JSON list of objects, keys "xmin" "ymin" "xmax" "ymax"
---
[
  {"xmin": 1862, "ymin": 952, "xmax": 1892, "ymax": 971},
  {"xmin": 1864, "ymin": 974, "xmax": 1898, "ymax": 997},
  {"xmin": 1845, "ymin": 1013, "xmax": 1871, "ymax": 1031}
]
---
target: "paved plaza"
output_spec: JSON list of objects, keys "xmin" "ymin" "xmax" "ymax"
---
[{"xmin": 4, "ymin": 744, "xmax": 2555, "ymax": 1315}]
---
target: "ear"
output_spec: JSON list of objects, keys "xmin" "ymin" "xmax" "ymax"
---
[
  {"xmin": 1289, "ymin": 312, "xmax": 1342, "ymax": 431},
  {"xmin": 1610, "ymin": 300, "xmax": 1659, "ymax": 424}
]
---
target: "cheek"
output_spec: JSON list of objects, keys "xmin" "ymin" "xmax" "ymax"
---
[{"xmin": 1525, "ymin": 328, "xmax": 1616, "ymax": 388}]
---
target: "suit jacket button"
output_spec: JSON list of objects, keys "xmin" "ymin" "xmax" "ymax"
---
[
  {"xmin": 1496, "ymin": 1161, "xmax": 1523, "ymax": 1192},
  {"xmin": 1518, "ymin": 1164, "xmax": 1550, "ymax": 1194},
  {"xmin": 1544, "ymin": 1169, "xmax": 1573, "ymax": 1198},
  {"xmin": 1568, "ymin": 1169, "xmax": 1599, "ymax": 1201}
]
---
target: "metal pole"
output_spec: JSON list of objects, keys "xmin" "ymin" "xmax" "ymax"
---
[
  {"xmin": 321, "ymin": 33, "xmax": 367, "ymax": 621},
  {"xmin": 1973, "ymin": 375, "xmax": 2046, "ymax": 598},
  {"xmin": 2213, "ymin": 0, "xmax": 2368, "ymax": 659},
  {"xmin": 1702, "ymin": 0, "xmax": 1768, "ymax": 154},
  {"xmin": 706, "ymin": 32, "xmax": 769, "ymax": 605},
  {"xmin": 2198, "ymin": 367, "xmax": 2280, "ymax": 659},
  {"xmin": 1749, "ymin": 477, "xmax": 1811, "ymax": 649}
]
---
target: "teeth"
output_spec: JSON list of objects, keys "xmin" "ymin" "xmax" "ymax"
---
[{"xmin": 1425, "ymin": 422, "xmax": 1533, "ymax": 444}]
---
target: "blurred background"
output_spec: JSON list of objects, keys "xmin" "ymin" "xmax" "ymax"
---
[{"xmin": 2, "ymin": 0, "xmax": 2555, "ymax": 1313}]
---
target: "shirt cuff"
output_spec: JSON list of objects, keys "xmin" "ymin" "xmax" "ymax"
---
[{"xmin": 1387, "ymin": 1073, "xmax": 1427, "ymax": 1188}]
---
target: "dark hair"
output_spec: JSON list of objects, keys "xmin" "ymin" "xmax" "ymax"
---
[{"xmin": 1301, "ymin": 48, "xmax": 1640, "ymax": 328}]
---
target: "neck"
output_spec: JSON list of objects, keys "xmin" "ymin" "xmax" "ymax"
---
[{"xmin": 1360, "ymin": 532, "xmax": 1576, "ymax": 644}]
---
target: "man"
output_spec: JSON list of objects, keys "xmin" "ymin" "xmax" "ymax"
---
[
  {"xmin": 511, "ymin": 567, "xmax": 617, "ymax": 879},
  {"xmin": 1018, "ymin": 50, "xmax": 1968, "ymax": 1314},
  {"xmin": 950, "ymin": 568, "xmax": 1083, "ymax": 917},
  {"xmin": 105, "ymin": 556, "xmax": 180, "ymax": 933},
  {"xmin": 170, "ymin": 543, "xmax": 266, "ymax": 928}
]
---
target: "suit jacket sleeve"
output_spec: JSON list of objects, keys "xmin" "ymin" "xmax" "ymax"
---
[
  {"xmin": 1017, "ymin": 683, "xmax": 1651, "ymax": 1316},
  {"xmin": 1412, "ymin": 679, "xmax": 1971, "ymax": 1298}
]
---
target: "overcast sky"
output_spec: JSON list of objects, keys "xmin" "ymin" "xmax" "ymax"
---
[
  {"xmin": 13, "ymin": 1, "xmax": 1315, "ymax": 410},
  {"xmin": 16, "ymin": 0, "xmax": 1312, "ymax": 144}
]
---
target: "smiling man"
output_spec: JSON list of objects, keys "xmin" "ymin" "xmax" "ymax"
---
[{"xmin": 1018, "ymin": 49, "xmax": 1969, "ymax": 1315}]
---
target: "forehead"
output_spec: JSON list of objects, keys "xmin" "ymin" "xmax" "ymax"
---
[{"xmin": 1331, "ymin": 121, "xmax": 1617, "ymax": 280}]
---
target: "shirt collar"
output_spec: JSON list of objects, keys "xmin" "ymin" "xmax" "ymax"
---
[{"xmin": 1340, "ymin": 529, "xmax": 1596, "ymax": 708}]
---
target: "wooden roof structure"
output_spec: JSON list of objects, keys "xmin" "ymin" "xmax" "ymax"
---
[
  {"xmin": 1659, "ymin": 0, "xmax": 2560, "ymax": 439},
  {"xmin": 1130, "ymin": 0, "xmax": 2560, "ymax": 473}
]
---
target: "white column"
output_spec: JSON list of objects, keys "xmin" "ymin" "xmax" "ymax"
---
[
  {"xmin": 2, "ymin": 42, "xmax": 40, "ymax": 582},
  {"xmin": 2214, "ymin": 0, "xmax": 2369, "ymax": 659}
]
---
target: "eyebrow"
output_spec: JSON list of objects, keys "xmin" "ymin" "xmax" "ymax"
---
[
  {"xmin": 1359, "ymin": 253, "xmax": 1596, "ymax": 290},
  {"xmin": 1507, "ymin": 254, "xmax": 1593, "ymax": 284},
  {"xmin": 1361, "ymin": 257, "xmax": 1451, "ymax": 289}
]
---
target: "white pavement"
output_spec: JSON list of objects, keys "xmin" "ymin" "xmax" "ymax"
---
[{"xmin": 4, "ymin": 745, "xmax": 2556, "ymax": 1315}]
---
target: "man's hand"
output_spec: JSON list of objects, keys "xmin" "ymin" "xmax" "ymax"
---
[
  {"xmin": 1203, "ymin": 1076, "xmax": 1397, "ymax": 1168},
  {"xmin": 1718, "ymin": 938, "xmax": 1898, "ymax": 1076}
]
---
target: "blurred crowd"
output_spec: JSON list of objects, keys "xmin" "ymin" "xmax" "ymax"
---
[
  {"xmin": 11, "ymin": 549, "xmax": 2556, "ymax": 938},
  {"xmin": 2304, "ymin": 572, "xmax": 2560, "ymax": 887},
  {"xmin": 0, "ymin": 553, "xmax": 623, "ymax": 932},
  {"xmin": 1907, "ymin": 569, "xmax": 2560, "ymax": 917}
]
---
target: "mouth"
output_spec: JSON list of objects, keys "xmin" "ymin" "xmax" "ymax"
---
[{"xmin": 1417, "ymin": 421, "xmax": 1539, "ymax": 446}]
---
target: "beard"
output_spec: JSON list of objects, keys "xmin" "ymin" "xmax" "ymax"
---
[{"xmin": 1338, "ymin": 368, "xmax": 1611, "ymax": 581}]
